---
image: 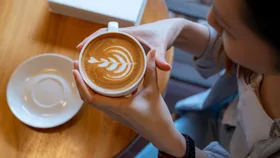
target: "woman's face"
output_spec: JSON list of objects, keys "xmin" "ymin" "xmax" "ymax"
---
[{"xmin": 207, "ymin": 0, "xmax": 278, "ymax": 74}]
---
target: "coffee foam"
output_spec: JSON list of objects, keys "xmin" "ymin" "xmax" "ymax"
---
[
  {"xmin": 81, "ymin": 33, "xmax": 145, "ymax": 91},
  {"xmin": 88, "ymin": 45, "xmax": 135, "ymax": 80}
]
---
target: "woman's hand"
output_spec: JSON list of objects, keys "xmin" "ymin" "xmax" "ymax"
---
[
  {"xmin": 73, "ymin": 50, "xmax": 186, "ymax": 157},
  {"xmin": 77, "ymin": 18, "xmax": 187, "ymax": 71}
]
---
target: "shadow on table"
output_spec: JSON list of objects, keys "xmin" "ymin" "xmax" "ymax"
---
[
  {"xmin": 29, "ymin": 103, "xmax": 87, "ymax": 133},
  {"xmin": 33, "ymin": 10, "xmax": 105, "ymax": 51}
]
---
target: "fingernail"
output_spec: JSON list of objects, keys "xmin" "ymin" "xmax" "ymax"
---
[
  {"xmin": 76, "ymin": 43, "xmax": 82, "ymax": 49},
  {"xmin": 151, "ymin": 50, "xmax": 156, "ymax": 58}
]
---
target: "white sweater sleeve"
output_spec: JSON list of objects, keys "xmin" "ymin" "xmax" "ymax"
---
[
  {"xmin": 193, "ymin": 23, "xmax": 225, "ymax": 79},
  {"xmin": 203, "ymin": 142, "xmax": 232, "ymax": 158}
]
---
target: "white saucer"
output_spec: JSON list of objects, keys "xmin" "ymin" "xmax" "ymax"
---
[{"xmin": 6, "ymin": 54, "xmax": 83, "ymax": 128}]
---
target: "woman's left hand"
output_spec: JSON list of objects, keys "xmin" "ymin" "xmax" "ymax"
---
[{"xmin": 73, "ymin": 50, "xmax": 186, "ymax": 157}]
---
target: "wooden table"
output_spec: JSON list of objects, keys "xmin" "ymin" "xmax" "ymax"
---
[{"xmin": 0, "ymin": 0, "xmax": 173, "ymax": 157}]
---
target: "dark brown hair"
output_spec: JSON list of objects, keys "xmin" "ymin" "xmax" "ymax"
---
[{"xmin": 216, "ymin": 43, "xmax": 257, "ymax": 84}]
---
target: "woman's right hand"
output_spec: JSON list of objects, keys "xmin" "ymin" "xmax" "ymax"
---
[
  {"xmin": 73, "ymin": 50, "xmax": 186, "ymax": 157},
  {"xmin": 77, "ymin": 18, "xmax": 187, "ymax": 71}
]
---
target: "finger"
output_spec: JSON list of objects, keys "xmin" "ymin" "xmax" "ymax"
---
[
  {"xmin": 137, "ymin": 38, "xmax": 151, "ymax": 53},
  {"xmin": 131, "ymin": 88, "xmax": 138, "ymax": 95},
  {"xmin": 73, "ymin": 61, "xmax": 86, "ymax": 101},
  {"xmin": 155, "ymin": 49, "xmax": 172, "ymax": 71},
  {"xmin": 120, "ymin": 28, "xmax": 171, "ymax": 71},
  {"xmin": 73, "ymin": 69, "xmax": 131, "ymax": 113},
  {"xmin": 143, "ymin": 49, "xmax": 157, "ymax": 88},
  {"xmin": 72, "ymin": 70, "xmax": 94, "ymax": 102},
  {"xmin": 76, "ymin": 37, "xmax": 90, "ymax": 49},
  {"xmin": 72, "ymin": 73, "xmax": 85, "ymax": 101},
  {"xmin": 73, "ymin": 71, "xmax": 129, "ymax": 109},
  {"xmin": 123, "ymin": 31, "xmax": 171, "ymax": 71},
  {"xmin": 74, "ymin": 60, "xmax": 79, "ymax": 70}
]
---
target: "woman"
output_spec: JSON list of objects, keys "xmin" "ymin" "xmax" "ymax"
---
[{"xmin": 73, "ymin": 0, "xmax": 280, "ymax": 157}]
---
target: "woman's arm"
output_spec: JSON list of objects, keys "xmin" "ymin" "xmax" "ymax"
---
[
  {"xmin": 76, "ymin": 18, "xmax": 211, "ymax": 71},
  {"xmin": 158, "ymin": 131, "xmax": 230, "ymax": 158},
  {"xmin": 155, "ymin": 127, "xmax": 208, "ymax": 157},
  {"xmin": 174, "ymin": 19, "xmax": 224, "ymax": 78},
  {"xmin": 173, "ymin": 19, "xmax": 210, "ymax": 58}
]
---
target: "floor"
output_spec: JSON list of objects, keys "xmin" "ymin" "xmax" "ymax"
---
[{"xmin": 164, "ymin": 78, "xmax": 207, "ymax": 112}]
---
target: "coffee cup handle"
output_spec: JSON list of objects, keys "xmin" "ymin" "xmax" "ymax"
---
[{"xmin": 108, "ymin": 22, "xmax": 119, "ymax": 32}]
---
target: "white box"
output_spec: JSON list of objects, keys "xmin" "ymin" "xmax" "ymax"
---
[{"xmin": 48, "ymin": 0, "xmax": 147, "ymax": 27}]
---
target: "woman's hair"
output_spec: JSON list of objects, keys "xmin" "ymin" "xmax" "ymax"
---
[{"xmin": 218, "ymin": 0, "xmax": 279, "ymax": 83}]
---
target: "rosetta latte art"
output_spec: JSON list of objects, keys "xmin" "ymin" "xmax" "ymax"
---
[{"xmin": 88, "ymin": 46, "xmax": 135, "ymax": 80}]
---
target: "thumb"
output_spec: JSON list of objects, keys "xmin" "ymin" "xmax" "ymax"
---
[
  {"xmin": 155, "ymin": 48, "xmax": 172, "ymax": 71},
  {"xmin": 143, "ymin": 49, "xmax": 157, "ymax": 88}
]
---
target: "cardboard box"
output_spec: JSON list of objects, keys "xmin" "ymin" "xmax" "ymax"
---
[{"xmin": 48, "ymin": 0, "xmax": 147, "ymax": 26}]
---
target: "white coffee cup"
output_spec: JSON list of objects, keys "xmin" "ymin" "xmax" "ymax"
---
[{"xmin": 78, "ymin": 22, "xmax": 147, "ymax": 97}]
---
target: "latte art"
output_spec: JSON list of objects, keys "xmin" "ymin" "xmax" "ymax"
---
[
  {"xmin": 81, "ymin": 33, "xmax": 145, "ymax": 91},
  {"xmin": 88, "ymin": 46, "xmax": 135, "ymax": 81}
]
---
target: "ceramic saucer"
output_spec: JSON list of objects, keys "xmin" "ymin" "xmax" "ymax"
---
[{"xmin": 6, "ymin": 54, "xmax": 83, "ymax": 128}]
